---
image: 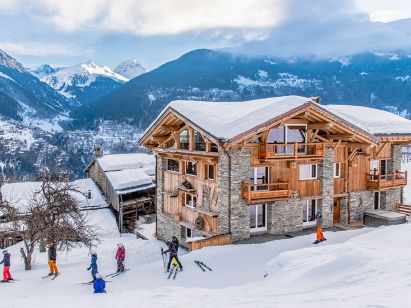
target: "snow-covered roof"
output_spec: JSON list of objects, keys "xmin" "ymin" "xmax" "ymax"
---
[
  {"xmin": 1, "ymin": 178, "xmax": 108, "ymax": 212},
  {"xmin": 105, "ymin": 168, "xmax": 155, "ymax": 193},
  {"xmin": 152, "ymin": 96, "xmax": 312, "ymax": 140},
  {"xmin": 96, "ymin": 153, "xmax": 155, "ymax": 172},
  {"xmin": 323, "ymin": 105, "xmax": 411, "ymax": 136}
]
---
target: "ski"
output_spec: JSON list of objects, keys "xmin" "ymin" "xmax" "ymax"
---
[
  {"xmin": 199, "ymin": 261, "xmax": 212, "ymax": 271},
  {"xmin": 173, "ymin": 268, "xmax": 178, "ymax": 280},
  {"xmin": 313, "ymin": 238, "xmax": 327, "ymax": 245},
  {"xmin": 51, "ymin": 273, "xmax": 60, "ymax": 280},
  {"xmin": 194, "ymin": 261, "xmax": 205, "ymax": 272},
  {"xmin": 42, "ymin": 274, "xmax": 54, "ymax": 279},
  {"xmin": 167, "ymin": 266, "xmax": 175, "ymax": 279},
  {"xmin": 0, "ymin": 280, "xmax": 15, "ymax": 283},
  {"xmin": 78, "ymin": 280, "xmax": 112, "ymax": 286},
  {"xmin": 109, "ymin": 269, "xmax": 130, "ymax": 278}
]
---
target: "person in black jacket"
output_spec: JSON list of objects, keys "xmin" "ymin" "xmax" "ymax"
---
[
  {"xmin": 47, "ymin": 242, "xmax": 58, "ymax": 276},
  {"xmin": 0, "ymin": 250, "xmax": 12, "ymax": 282},
  {"xmin": 162, "ymin": 239, "xmax": 183, "ymax": 272}
]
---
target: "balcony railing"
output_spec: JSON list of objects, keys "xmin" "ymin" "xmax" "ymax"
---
[
  {"xmin": 260, "ymin": 142, "xmax": 325, "ymax": 159},
  {"xmin": 241, "ymin": 181, "xmax": 291, "ymax": 201},
  {"xmin": 366, "ymin": 171, "xmax": 407, "ymax": 189}
]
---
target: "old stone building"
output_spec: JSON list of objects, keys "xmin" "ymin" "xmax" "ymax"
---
[
  {"xmin": 139, "ymin": 96, "xmax": 411, "ymax": 247},
  {"xmin": 85, "ymin": 153, "xmax": 155, "ymax": 232}
]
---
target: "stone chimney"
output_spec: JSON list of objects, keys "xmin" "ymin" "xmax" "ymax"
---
[{"xmin": 94, "ymin": 146, "xmax": 102, "ymax": 157}]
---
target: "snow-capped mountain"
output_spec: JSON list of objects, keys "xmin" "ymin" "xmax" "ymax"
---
[
  {"xmin": 114, "ymin": 58, "xmax": 146, "ymax": 79},
  {"xmin": 0, "ymin": 49, "xmax": 71, "ymax": 121},
  {"xmin": 31, "ymin": 61, "xmax": 129, "ymax": 104}
]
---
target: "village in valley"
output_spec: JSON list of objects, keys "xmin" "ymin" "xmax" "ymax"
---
[{"xmin": 2, "ymin": 1, "xmax": 411, "ymax": 307}]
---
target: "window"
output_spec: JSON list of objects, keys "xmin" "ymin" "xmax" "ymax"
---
[
  {"xmin": 303, "ymin": 199, "xmax": 317, "ymax": 225},
  {"xmin": 250, "ymin": 167, "xmax": 269, "ymax": 191},
  {"xmin": 185, "ymin": 161, "xmax": 197, "ymax": 176},
  {"xmin": 210, "ymin": 143, "xmax": 219, "ymax": 152},
  {"xmin": 267, "ymin": 125, "xmax": 307, "ymax": 143},
  {"xmin": 181, "ymin": 226, "xmax": 192, "ymax": 238},
  {"xmin": 205, "ymin": 164, "xmax": 215, "ymax": 180},
  {"xmin": 194, "ymin": 131, "xmax": 205, "ymax": 151},
  {"xmin": 249, "ymin": 204, "xmax": 267, "ymax": 232},
  {"xmin": 183, "ymin": 193, "xmax": 197, "ymax": 208},
  {"xmin": 167, "ymin": 159, "xmax": 179, "ymax": 172},
  {"xmin": 179, "ymin": 130, "xmax": 189, "ymax": 149},
  {"xmin": 373, "ymin": 192, "xmax": 380, "ymax": 210},
  {"xmin": 334, "ymin": 163, "xmax": 341, "ymax": 178},
  {"xmin": 299, "ymin": 164, "xmax": 317, "ymax": 180},
  {"xmin": 186, "ymin": 227, "xmax": 192, "ymax": 238}
]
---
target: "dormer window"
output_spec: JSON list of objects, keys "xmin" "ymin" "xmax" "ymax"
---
[{"xmin": 179, "ymin": 130, "xmax": 189, "ymax": 149}]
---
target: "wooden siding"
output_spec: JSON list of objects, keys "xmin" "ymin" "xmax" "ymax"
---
[
  {"xmin": 188, "ymin": 233, "xmax": 232, "ymax": 251},
  {"xmin": 349, "ymin": 155, "xmax": 369, "ymax": 192}
]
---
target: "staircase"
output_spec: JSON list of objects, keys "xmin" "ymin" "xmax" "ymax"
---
[{"xmin": 397, "ymin": 204, "xmax": 411, "ymax": 216}]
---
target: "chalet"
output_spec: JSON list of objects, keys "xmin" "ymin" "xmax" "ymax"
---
[
  {"xmin": 139, "ymin": 95, "xmax": 411, "ymax": 247},
  {"xmin": 85, "ymin": 153, "xmax": 156, "ymax": 232}
]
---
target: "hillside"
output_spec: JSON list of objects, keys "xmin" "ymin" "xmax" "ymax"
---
[
  {"xmin": 4, "ymin": 216, "xmax": 411, "ymax": 307},
  {"xmin": 71, "ymin": 49, "xmax": 411, "ymax": 129}
]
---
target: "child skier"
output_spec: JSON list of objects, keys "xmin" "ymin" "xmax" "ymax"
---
[
  {"xmin": 47, "ymin": 242, "xmax": 59, "ymax": 276},
  {"xmin": 87, "ymin": 252, "xmax": 98, "ymax": 281},
  {"xmin": 115, "ymin": 243, "xmax": 125, "ymax": 273},
  {"xmin": 93, "ymin": 274, "xmax": 106, "ymax": 293},
  {"xmin": 314, "ymin": 211, "xmax": 327, "ymax": 244},
  {"xmin": 0, "ymin": 250, "xmax": 12, "ymax": 282},
  {"xmin": 162, "ymin": 239, "xmax": 183, "ymax": 272}
]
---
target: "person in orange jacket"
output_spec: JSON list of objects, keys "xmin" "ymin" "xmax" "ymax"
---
[{"xmin": 314, "ymin": 211, "xmax": 326, "ymax": 244}]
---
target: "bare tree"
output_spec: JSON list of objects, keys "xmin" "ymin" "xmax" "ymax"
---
[{"xmin": 0, "ymin": 172, "xmax": 100, "ymax": 270}]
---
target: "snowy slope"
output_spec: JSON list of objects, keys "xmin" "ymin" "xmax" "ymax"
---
[
  {"xmin": 114, "ymin": 59, "xmax": 146, "ymax": 79},
  {"xmin": 7, "ymin": 222, "xmax": 411, "ymax": 307}
]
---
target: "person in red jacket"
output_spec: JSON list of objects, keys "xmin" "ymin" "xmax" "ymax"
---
[{"xmin": 115, "ymin": 243, "xmax": 125, "ymax": 273}]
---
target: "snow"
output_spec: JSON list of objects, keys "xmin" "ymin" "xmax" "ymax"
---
[
  {"xmin": 396, "ymin": 75, "xmax": 410, "ymax": 82},
  {"xmin": 105, "ymin": 168, "xmax": 154, "ymax": 192},
  {"xmin": 158, "ymin": 96, "xmax": 313, "ymax": 140},
  {"xmin": 323, "ymin": 104, "xmax": 411, "ymax": 135},
  {"xmin": 8, "ymin": 221, "xmax": 411, "ymax": 307},
  {"xmin": 96, "ymin": 153, "xmax": 155, "ymax": 172},
  {"xmin": 0, "ymin": 71, "xmax": 15, "ymax": 82},
  {"xmin": 114, "ymin": 58, "xmax": 146, "ymax": 79},
  {"xmin": 1, "ymin": 178, "xmax": 108, "ymax": 212},
  {"xmin": 234, "ymin": 73, "xmax": 320, "ymax": 90},
  {"xmin": 401, "ymin": 159, "xmax": 411, "ymax": 204}
]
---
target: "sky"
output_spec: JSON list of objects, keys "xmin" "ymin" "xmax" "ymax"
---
[{"xmin": 0, "ymin": 0, "xmax": 411, "ymax": 70}]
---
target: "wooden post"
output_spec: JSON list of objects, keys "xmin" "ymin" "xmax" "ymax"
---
[
  {"xmin": 248, "ymin": 183, "xmax": 251, "ymax": 201},
  {"xmin": 189, "ymin": 127, "xmax": 195, "ymax": 151},
  {"xmin": 294, "ymin": 142, "xmax": 298, "ymax": 159},
  {"xmin": 175, "ymin": 132, "xmax": 180, "ymax": 150}
]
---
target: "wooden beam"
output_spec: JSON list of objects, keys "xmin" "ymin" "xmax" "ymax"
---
[
  {"xmin": 311, "ymin": 129, "xmax": 320, "ymax": 142},
  {"xmin": 315, "ymin": 134, "xmax": 330, "ymax": 142},
  {"xmin": 333, "ymin": 139, "xmax": 342, "ymax": 149},
  {"xmin": 348, "ymin": 149, "xmax": 359, "ymax": 162},
  {"xmin": 150, "ymin": 136, "xmax": 168, "ymax": 143},
  {"xmin": 189, "ymin": 127, "xmax": 195, "ymax": 151},
  {"xmin": 328, "ymin": 134, "xmax": 354, "ymax": 140},
  {"xmin": 307, "ymin": 122, "xmax": 333, "ymax": 130},
  {"xmin": 375, "ymin": 142, "xmax": 389, "ymax": 158}
]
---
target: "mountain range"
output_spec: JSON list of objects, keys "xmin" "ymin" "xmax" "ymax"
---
[{"xmin": 1, "ymin": 47, "xmax": 411, "ymax": 179}]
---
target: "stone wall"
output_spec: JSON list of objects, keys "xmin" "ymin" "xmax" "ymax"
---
[
  {"xmin": 318, "ymin": 147, "xmax": 334, "ymax": 227},
  {"xmin": 381, "ymin": 188, "xmax": 402, "ymax": 211},
  {"xmin": 217, "ymin": 149, "xmax": 251, "ymax": 242},
  {"xmin": 267, "ymin": 198, "xmax": 303, "ymax": 234},
  {"xmin": 346, "ymin": 190, "xmax": 374, "ymax": 223}
]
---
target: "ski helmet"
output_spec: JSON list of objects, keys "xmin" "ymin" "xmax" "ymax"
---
[
  {"xmin": 117, "ymin": 243, "xmax": 123, "ymax": 247},
  {"xmin": 172, "ymin": 235, "xmax": 177, "ymax": 241},
  {"xmin": 2, "ymin": 250, "xmax": 7, "ymax": 255},
  {"xmin": 90, "ymin": 251, "xmax": 97, "ymax": 256}
]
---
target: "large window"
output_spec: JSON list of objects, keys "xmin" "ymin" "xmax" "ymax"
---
[
  {"xmin": 249, "ymin": 204, "xmax": 267, "ymax": 231},
  {"xmin": 334, "ymin": 163, "xmax": 341, "ymax": 178},
  {"xmin": 183, "ymin": 193, "xmax": 197, "ymax": 208},
  {"xmin": 299, "ymin": 164, "xmax": 317, "ymax": 180},
  {"xmin": 267, "ymin": 125, "xmax": 307, "ymax": 144},
  {"xmin": 167, "ymin": 159, "xmax": 179, "ymax": 172},
  {"xmin": 179, "ymin": 130, "xmax": 189, "ymax": 149},
  {"xmin": 303, "ymin": 199, "xmax": 317, "ymax": 225},
  {"xmin": 250, "ymin": 167, "xmax": 269, "ymax": 191},
  {"xmin": 205, "ymin": 164, "xmax": 215, "ymax": 180},
  {"xmin": 194, "ymin": 131, "xmax": 205, "ymax": 151},
  {"xmin": 184, "ymin": 161, "xmax": 197, "ymax": 176}
]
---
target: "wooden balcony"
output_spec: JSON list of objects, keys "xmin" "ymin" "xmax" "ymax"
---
[
  {"xmin": 241, "ymin": 181, "xmax": 291, "ymax": 201},
  {"xmin": 260, "ymin": 142, "xmax": 325, "ymax": 160},
  {"xmin": 366, "ymin": 171, "xmax": 407, "ymax": 189}
]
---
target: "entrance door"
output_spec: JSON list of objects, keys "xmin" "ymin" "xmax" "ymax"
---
[
  {"xmin": 249, "ymin": 204, "xmax": 267, "ymax": 232},
  {"xmin": 333, "ymin": 198, "xmax": 340, "ymax": 223}
]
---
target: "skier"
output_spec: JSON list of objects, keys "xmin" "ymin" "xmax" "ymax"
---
[
  {"xmin": 115, "ymin": 243, "xmax": 125, "ymax": 273},
  {"xmin": 162, "ymin": 239, "xmax": 183, "ymax": 272},
  {"xmin": 314, "ymin": 211, "xmax": 326, "ymax": 244},
  {"xmin": 0, "ymin": 250, "xmax": 12, "ymax": 282},
  {"xmin": 87, "ymin": 252, "xmax": 98, "ymax": 281},
  {"xmin": 93, "ymin": 274, "xmax": 106, "ymax": 293},
  {"xmin": 47, "ymin": 242, "xmax": 59, "ymax": 276}
]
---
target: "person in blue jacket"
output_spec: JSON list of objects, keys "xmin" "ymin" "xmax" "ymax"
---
[
  {"xmin": 87, "ymin": 252, "xmax": 98, "ymax": 281},
  {"xmin": 93, "ymin": 274, "xmax": 106, "ymax": 293}
]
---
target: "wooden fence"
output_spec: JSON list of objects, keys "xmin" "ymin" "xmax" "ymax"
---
[{"xmin": 188, "ymin": 233, "xmax": 232, "ymax": 251}]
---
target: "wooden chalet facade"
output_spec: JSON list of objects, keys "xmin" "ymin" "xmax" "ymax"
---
[{"xmin": 139, "ymin": 96, "xmax": 411, "ymax": 245}]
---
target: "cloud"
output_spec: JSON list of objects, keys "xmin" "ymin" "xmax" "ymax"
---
[
  {"xmin": 13, "ymin": 0, "xmax": 285, "ymax": 36},
  {"xmin": 0, "ymin": 41, "xmax": 92, "ymax": 57}
]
